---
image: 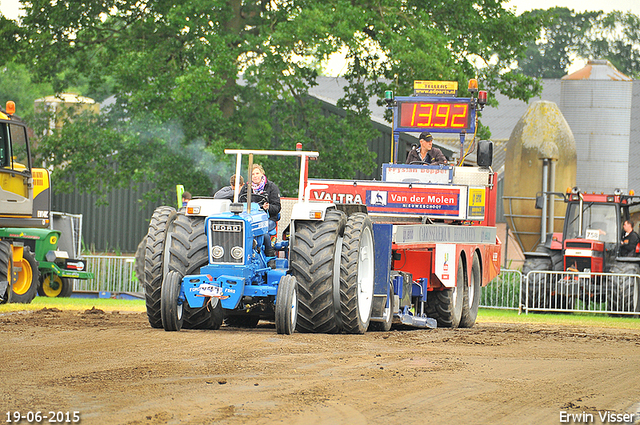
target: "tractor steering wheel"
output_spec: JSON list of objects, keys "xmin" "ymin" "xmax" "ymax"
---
[
  {"xmin": 409, "ymin": 161, "xmax": 430, "ymax": 165},
  {"xmin": 239, "ymin": 191, "xmax": 268, "ymax": 207}
]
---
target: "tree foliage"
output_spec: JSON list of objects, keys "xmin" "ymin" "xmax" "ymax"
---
[
  {"xmin": 6, "ymin": 0, "xmax": 542, "ymax": 200},
  {"xmin": 518, "ymin": 8, "xmax": 640, "ymax": 79},
  {"xmin": 0, "ymin": 62, "xmax": 53, "ymax": 123},
  {"xmin": 583, "ymin": 11, "xmax": 640, "ymax": 78}
]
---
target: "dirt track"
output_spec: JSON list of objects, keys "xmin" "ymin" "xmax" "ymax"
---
[{"xmin": 2, "ymin": 308, "xmax": 640, "ymax": 425}]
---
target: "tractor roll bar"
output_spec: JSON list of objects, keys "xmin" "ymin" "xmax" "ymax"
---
[{"xmin": 224, "ymin": 149, "xmax": 320, "ymax": 203}]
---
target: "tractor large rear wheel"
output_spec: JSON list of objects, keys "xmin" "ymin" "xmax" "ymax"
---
[
  {"xmin": 165, "ymin": 214, "xmax": 221, "ymax": 330},
  {"xmin": 339, "ymin": 213, "xmax": 375, "ymax": 334},
  {"xmin": 426, "ymin": 255, "xmax": 465, "ymax": 328},
  {"xmin": 522, "ymin": 245, "xmax": 565, "ymax": 309},
  {"xmin": 144, "ymin": 206, "xmax": 177, "ymax": 328},
  {"xmin": 134, "ymin": 237, "xmax": 146, "ymax": 287},
  {"xmin": 290, "ymin": 209, "xmax": 346, "ymax": 333},
  {"xmin": 0, "ymin": 241, "xmax": 10, "ymax": 303},
  {"xmin": 607, "ymin": 261, "xmax": 640, "ymax": 314},
  {"xmin": 8, "ymin": 247, "xmax": 39, "ymax": 304}
]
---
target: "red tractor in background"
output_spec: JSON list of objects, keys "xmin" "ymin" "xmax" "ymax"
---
[{"xmin": 523, "ymin": 188, "xmax": 640, "ymax": 312}]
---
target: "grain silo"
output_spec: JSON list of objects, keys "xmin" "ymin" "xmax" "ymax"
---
[
  {"xmin": 560, "ymin": 60, "xmax": 633, "ymax": 193},
  {"xmin": 503, "ymin": 101, "xmax": 577, "ymax": 253}
]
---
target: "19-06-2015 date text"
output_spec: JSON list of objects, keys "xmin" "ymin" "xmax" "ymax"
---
[{"xmin": 5, "ymin": 411, "xmax": 80, "ymax": 423}]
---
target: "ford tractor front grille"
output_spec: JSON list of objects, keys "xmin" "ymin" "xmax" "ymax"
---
[{"xmin": 208, "ymin": 219, "xmax": 245, "ymax": 264}]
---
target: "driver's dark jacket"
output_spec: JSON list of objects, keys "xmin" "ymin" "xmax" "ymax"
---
[
  {"xmin": 405, "ymin": 146, "xmax": 447, "ymax": 165},
  {"xmin": 238, "ymin": 181, "xmax": 281, "ymax": 221},
  {"xmin": 620, "ymin": 230, "xmax": 639, "ymax": 257}
]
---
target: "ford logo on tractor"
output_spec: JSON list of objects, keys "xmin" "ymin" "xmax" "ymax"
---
[{"xmin": 211, "ymin": 224, "xmax": 242, "ymax": 232}]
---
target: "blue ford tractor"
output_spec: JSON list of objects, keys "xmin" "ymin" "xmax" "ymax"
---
[
  {"xmin": 154, "ymin": 149, "xmax": 376, "ymax": 334},
  {"xmin": 144, "ymin": 81, "xmax": 499, "ymax": 333}
]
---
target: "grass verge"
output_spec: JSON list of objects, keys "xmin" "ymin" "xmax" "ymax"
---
[
  {"xmin": 478, "ymin": 308, "xmax": 640, "ymax": 330},
  {"xmin": 0, "ymin": 296, "xmax": 145, "ymax": 313}
]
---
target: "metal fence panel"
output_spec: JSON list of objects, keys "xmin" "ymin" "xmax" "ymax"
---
[
  {"xmin": 524, "ymin": 270, "xmax": 639, "ymax": 315},
  {"xmin": 74, "ymin": 255, "xmax": 142, "ymax": 294},
  {"xmin": 480, "ymin": 269, "xmax": 522, "ymax": 310}
]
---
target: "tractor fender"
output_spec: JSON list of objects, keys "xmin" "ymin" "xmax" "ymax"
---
[
  {"xmin": 290, "ymin": 201, "xmax": 336, "ymax": 221},
  {"xmin": 184, "ymin": 198, "xmax": 231, "ymax": 217}
]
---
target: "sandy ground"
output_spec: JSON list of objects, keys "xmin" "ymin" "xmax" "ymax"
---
[{"xmin": 2, "ymin": 308, "xmax": 640, "ymax": 425}]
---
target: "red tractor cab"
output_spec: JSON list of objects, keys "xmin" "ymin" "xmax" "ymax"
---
[{"xmin": 523, "ymin": 188, "xmax": 640, "ymax": 312}]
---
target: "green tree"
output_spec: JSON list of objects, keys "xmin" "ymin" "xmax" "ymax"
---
[
  {"xmin": 0, "ymin": 15, "xmax": 20, "ymax": 61},
  {"xmin": 0, "ymin": 62, "xmax": 53, "ymax": 122},
  {"xmin": 518, "ymin": 8, "xmax": 640, "ymax": 79},
  {"xmin": 518, "ymin": 8, "xmax": 600, "ymax": 78},
  {"xmin": 9, "ymin": 0, "xmax": 542, "ymax": 199},
  {"xmin": 581, "ymin": 11, "xmax": 640, "ymax": 78}
]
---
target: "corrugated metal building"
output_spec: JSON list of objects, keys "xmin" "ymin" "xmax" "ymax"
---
[{"xmin": 52, "ymin": 182, "xmax": 161, "ymax": 254}]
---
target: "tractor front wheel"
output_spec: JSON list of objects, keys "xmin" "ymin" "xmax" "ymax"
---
[
  {"xmin": 161, "ymin": 270, "xmax": 184, "ymax": 331},
  {"xmin": 275, "ymin": 274, "xmax": 298, "ymax": 335},
  {"xmin": 165, "ymin": 214, "xmax": 221, "ymax": 330},
  {"xmin": 38, "ymin": 273, "xmax": 73, "ymax": 298}
]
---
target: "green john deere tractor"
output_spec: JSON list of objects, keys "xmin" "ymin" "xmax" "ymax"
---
[{"xmin": 0, "ymin": 100, "xmax": 92, "ymax": 303}]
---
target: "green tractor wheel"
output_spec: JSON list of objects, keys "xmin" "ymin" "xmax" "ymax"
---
[
  {"xmin": 8, "ymin": 247, "xmax": 39, "ymax": 304},
  {"xmin": 38, "ymin": 273, "xmax": 73, "ymax": 298}
]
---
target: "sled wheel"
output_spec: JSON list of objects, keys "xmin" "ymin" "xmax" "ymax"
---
[
  {"xmin": 460, "ymin": 253, "xmax": 481, "ymax": 328},
  {"xmin": 426, "ymin": 255, "xmax": 465, "ymax": 328},
  {"xmin": 369, "ymin": 281, "xmax": 394, "ymax": 332}
]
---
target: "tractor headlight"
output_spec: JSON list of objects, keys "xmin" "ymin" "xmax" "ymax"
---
[
  {"xmin": 230, "ymin": 246, "xmax": 243, "ymax": 260},
  {"xmin": 212, "ymin": 246, "xmax": 224, "ymax": 259}
]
